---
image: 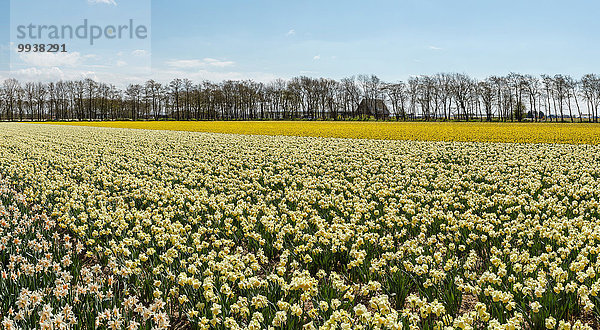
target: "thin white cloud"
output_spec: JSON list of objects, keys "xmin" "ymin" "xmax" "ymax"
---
[
  {"xmin": 313, "ymin": 55, "xmax": 321, "ymax": 60},
  {"xmin": 87, "ymin": 0, "xmax": 117, "ymax": 5},
  {"xmin": 116, "ymin": 60, "xmax": 127, "ymax": 67},
  {"xmin": 166, "ymin": 59, "xmax": 203, "ymax": 68},
  {"xmin": 19, "ymin": 52, "xmax": 85, "ymax": 67},
  {"xmin": 2, "ymin": 65, "xmax": 278, "ymax": 89},
  {"xmin": 8, "ymin": 67, "xmax": 71, "ymax": 82},
  {"xmin": 166, "ymin": 58, "xmax": 235, "ymax": 69},
  {"xmin": 286, "ymin": 29, "xmax": 296, "ymax": 36},
  {"xmin": 5, "ymin": 66, "xmax": 150, "ymax": 87},
  {"xmin": 151, "ymin": 68, "xmax": 276, "ymax": 84},
  {"xmin": 203, "ymin": 58, "xmax": 235, "ymax": 68},
  {"xmin": 131, "ymin": 49, "xmax": 149, "ymax": 57},
  {"xmin": 428, "ymin": 45, "xmax": 443, "ymax": 50}
]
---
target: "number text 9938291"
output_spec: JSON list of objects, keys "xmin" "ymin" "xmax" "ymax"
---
[{"xmin": 17, "ymin": 44, "xmax": 67, "ymax": 53}]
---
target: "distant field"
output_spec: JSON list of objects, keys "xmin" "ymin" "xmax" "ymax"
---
[{"xmin": 39, "ymin": 121, "xmax": 600, "ymax": 144}]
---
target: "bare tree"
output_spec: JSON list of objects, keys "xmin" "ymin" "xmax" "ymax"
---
[
  {"xmin": 2, "ymin": 79, "xmax": 20, "ymax": 121},
  {"xmin": 451, "ymin": 73, "xmax": 473, "ymax": 121},
  {"xmin": 169, "ymin": 78, "xmax": 182, "ymax": 120},
  {"xmin": 478, "ymin": 80, "xmax": 494, "ymax": 121},
  {"xmin": 34, "ymin": 82, "xmax": 47, "ymax": 121},
  {"xmin": 582, "ymin": 74, "xmax": 600, "ymax": 122},
  {"xmin": 383, "ymin": 82, "xmax": 408, "ymax": 120},
  {"xmin": 523, "ymin": 75, "xmax": 540, "ymax": 121},
  {"xmin": 183, "ymin": 79, "xmax": 193, "ymax": 120}
]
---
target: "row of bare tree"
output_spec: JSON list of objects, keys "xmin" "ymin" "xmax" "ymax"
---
[{"xmin": 2, "ymin": 73, "xmax": 600, "ymax": 121}]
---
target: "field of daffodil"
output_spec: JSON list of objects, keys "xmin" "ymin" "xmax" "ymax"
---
[
  {"xmin": 45, "ymin": 121, "xmax": 600, "ymax": 145},
  {"xmin": 2, "ymin": 123, "xmax": 600, "ymax": 329}
]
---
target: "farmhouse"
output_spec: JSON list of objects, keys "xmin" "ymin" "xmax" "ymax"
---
[{"xmin": 356, "ymin": 99, "xmax": 390, "ymax": 119}]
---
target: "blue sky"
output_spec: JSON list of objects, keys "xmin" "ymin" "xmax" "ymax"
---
[{"xmin": 1, "ymin": 0, "xmax": 599, "ymax": 86}]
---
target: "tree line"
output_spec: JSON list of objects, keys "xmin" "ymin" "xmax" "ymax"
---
[{"xmin": 1, "ymin": 72, "xmax": 600, "ymax": 122}]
